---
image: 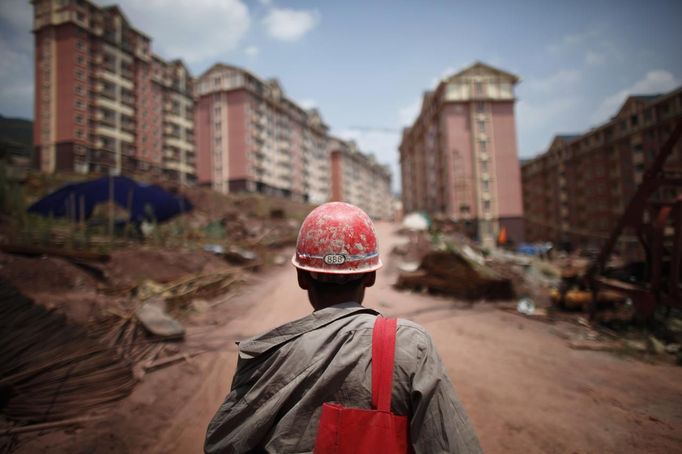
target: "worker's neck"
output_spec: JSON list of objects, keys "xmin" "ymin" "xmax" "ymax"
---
[{"xmin": 309, "ymin": 289, "xmax": 365, "ymax": 311}]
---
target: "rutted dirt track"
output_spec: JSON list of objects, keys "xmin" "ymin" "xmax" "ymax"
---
[{"xmin": 16, "ymin": 222, "xmax": 682, "ymax": 453}]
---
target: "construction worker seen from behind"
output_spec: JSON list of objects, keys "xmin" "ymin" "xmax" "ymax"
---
[{"xmin": 204, "ymin": 202, "xmax": 482, "ymax": 453}]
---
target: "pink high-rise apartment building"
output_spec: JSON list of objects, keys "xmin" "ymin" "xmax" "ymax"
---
[
  {"xmin": 32, "ymin": 0, "xmax": 195, "ymax": 184},
  {"xmin": 399, "ymin": 62, "xmax": 524, "ymax": 246},
  {"xmin": 329, "ymin": 138, "xmax": 393, "ymax": 220},
  {"xmin": 194, "ymin": 64, "xmax": 330, "ymax": 202}
]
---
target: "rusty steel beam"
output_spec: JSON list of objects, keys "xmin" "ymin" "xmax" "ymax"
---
[{"xmin": 669, "ymin": 198, "xmax": 682, "ymax": 304}]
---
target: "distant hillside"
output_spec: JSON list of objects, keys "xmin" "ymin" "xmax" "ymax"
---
[{"xmin": 0, "ymin": 114, "xmax": 33, "ymax": 157}]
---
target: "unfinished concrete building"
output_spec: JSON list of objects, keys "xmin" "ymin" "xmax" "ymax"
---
[
  {"xmin": 32, "ymin": 0, "xmax": 196, "ymax": 184},
  {"xmin": 522, "ymin": 86, "xmax": 682, "ymax": 254},
  {"xmin": 329, "ymin": 138, "xmax": 393, "ymax": 220},
  {"xmin": 399, "ymin": 62, "xmax": 524, "ymax": 247}
]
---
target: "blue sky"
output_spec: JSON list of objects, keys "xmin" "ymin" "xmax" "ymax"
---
[{"xmin": 1, "ymin": 0, "xmax": 681, "ymax": 192}]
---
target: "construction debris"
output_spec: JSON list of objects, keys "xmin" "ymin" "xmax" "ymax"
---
[
  {"xmin": 133, "ymin": 271, "xmax": 244, "ymax": 307},
  {"xmin": 0, "ymin": 244, "xmax": 110, "ymax": 262},
  {"xmin": 396, "ymin": 249, "xmax": 515, "ymax": 301},
  {"xmin": 1, "ymin": 415, "xmax": 107, "ymax": 436},
  {"xmin": 0, "ymin": 283, "xmax": 136, "ymax": 423},
  {"xmin": 402, "ymin": 212, "xmax": 429, "ymax": 231},
  {"xmin": 135, "ymin": 299, "xmax": 185, "ymax": 339},
  {"xmin": 517, "ymin": 297, "xmax": 535, "ymax": 315},
  {"xmin": 224, "ymin": 246, "xmax": 258, "ymax": 265}
]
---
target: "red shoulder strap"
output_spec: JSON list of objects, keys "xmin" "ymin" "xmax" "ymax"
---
[{"xmin": 371, "ymin": 316, "xmax": 397, "ymax": 412}]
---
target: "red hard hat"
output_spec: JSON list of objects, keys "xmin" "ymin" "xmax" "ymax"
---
[{"xmin": 292, "ymin": 202, "xmax": 382, "ymax": 274}]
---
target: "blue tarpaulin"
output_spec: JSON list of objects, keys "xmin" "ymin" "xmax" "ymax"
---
[{"xmin": 27, "ymin": 176, "xmax": 192, "ymax": 223}]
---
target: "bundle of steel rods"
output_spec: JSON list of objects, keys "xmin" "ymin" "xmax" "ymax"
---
[{"xmin": 0, "ymin": 283, "xmax": 136, "ymax": 423}]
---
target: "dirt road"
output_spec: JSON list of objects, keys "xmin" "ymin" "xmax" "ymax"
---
[
  {"xmin": 160, "ymin": 221, "xmax": 682, "ymax": 454},
  {"xmin": 17, "ymin": 221, "xmax": 682, "ymax": 453}
]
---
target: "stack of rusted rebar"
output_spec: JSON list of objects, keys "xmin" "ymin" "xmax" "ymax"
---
[{"xmin": 0, "ymin": 283, "xmax": 136, "ymax": 424}]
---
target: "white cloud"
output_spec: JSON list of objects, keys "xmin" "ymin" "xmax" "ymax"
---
[
  {"xmin": 585, "ymin": 50, "xmax": 606, "ymax": 66},
  {"xmin": 547, "ymin": 30, "xmax": 598, "ymax": 54},
  {"xmin": 517, "ymin": 97, "xmax": 578, "ymax": 130},
  {"xmin": 335, "ymin": 127, "xmax": 401, "ymax": 193},
  {"xmin": 525, "ymin": 69, "xmax": 582, "ymax": 93},
  {"xmin": 398, "ymin": 98, "xmax": 421, "ymax": 127},
  {"xmin": 102, "ymin": 0, "xmax": 250, "ymax": 65},
  {"xmin": 263, "ymin": 8, "xmax": 319, "ymax": 42},
  {"xmin": 298, "ymin": 98, "xmax": 317, "ymax": 110},
  {"xmin": 592, "ymin": 70, "xmax": 680, "ymax": 123},
  {"xmin": 516, "ymin": 97, "xmax": 579, "ymax": 157},
  {"xmin": 244, "ymin": 45, "xmax": 259, "ymax": 58},
  {"xmin": 430, "ymin": 66, "xmax": 456, "ymax": 88}
]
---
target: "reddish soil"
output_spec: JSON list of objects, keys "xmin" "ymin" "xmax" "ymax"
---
[
  {"xmin": 0, "ymin": 246, "xmax": 230, "ymax": 325},
  {"xmin": 9, "ymin": 222, "xmax": 682, "ymax": 453},
  {"xmin": 105, "ymin": 246, "xmax": 229, "ymax": 286}
]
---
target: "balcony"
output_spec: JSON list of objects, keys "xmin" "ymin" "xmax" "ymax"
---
[
  {"xmin": 100, "ymin": 116, "xmax": 116, "ymax": 128},
  {"xmin": 100, "ymin": 88, "xmax": 116, "ymax": 101},
  {"xmin": 121, "ymin": 95, "xmax": 135, "ymax": 106},
  {"xmin": 121, "ymin": 69, "xmax": 134, "ymax": 82},
  {"xmin": 121, "ymin": 121, "xmax": 136, "ymax": 133}
]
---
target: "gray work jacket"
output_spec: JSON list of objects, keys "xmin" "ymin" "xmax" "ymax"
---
[{"xmin": 205, "ymin": 302, "xmax": 482, "ymax": 453}]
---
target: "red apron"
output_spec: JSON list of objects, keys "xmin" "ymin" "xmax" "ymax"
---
[{"xmin": 314, "ymin": 317, "xmax": 409, "ymax": 453}]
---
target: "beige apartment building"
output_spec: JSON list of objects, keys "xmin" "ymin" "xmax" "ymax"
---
[
  {"xmin": 329, "ymin": 138, "xmax": 393, "ymax": 220},
  {"xmin": 32, "ymin": 0, "xmax": 195, "ymax": 184},
  {"xmin": 194, "ymin": 64, "xmax": 330, "ymax": 203},
  {"xmin": 400, "ymin": 62, "xmax": 524, "ymax": 247}
]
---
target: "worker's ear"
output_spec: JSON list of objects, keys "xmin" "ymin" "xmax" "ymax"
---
[
  {"xmin": 363, "ymin": 271, "xmax": 376, "ymax": 288},
  {"xmin": 297, "ymin": 268, "xmax": 311, "ymax": 290}
]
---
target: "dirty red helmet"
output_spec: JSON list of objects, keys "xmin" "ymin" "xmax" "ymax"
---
[{"xmin": 292, "ymin": 202, "xmax": 382, "ymax": 274}]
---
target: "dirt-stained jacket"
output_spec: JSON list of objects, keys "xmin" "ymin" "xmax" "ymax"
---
[{"xmin": 204, "ymin": 302, "xmax": 482, "ymax": 453}]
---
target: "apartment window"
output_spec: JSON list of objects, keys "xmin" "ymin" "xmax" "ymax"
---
[
  {"xmin": 480, "ymin": 160, "xmax": 488, "ymax": 173},
  {"xmin": 75, "ymin": 129, "xmax": 84, "ymax": 139},
  {"xmin": 478, "ymin": 120, "xmax": 485, "ymax": 133},
  {"xmin": 481, "ymin": 180, "xmax": 489, "ymax": 192},
  {"xmin": 483, "ymin": 200, "xmax": 491, "ymax": 213},
  {"xmin": 214, "ymin": 76, "xmax": 221, "ymax": 87},
  {"xmin": 476, "ymin": 102, "xmax": 485, "ymax": 114},
  {"xmin": 75, "ymin": 99, "xmax": 84, "ymax": 109},
  {"xmin": 75, "ymin": 69, "xmax": 84, "ymax": 81},
  {"xmin": 75, "ymin": 114, "xmax": 84, "ymax": 124},
  {"xmin": 475, "ymin": 81, "xmax": 484, "ymax": 96},
  {"xmin": 479, "ymin": 139, "xmax": 487, "ymax": 153},
  {"xmin": 75, "ymin": 84, "xmax": 84, "ymax": 95},
  {"xmin": 76, "ymin": 40, "xmax": 85, "ymax": 51}
]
